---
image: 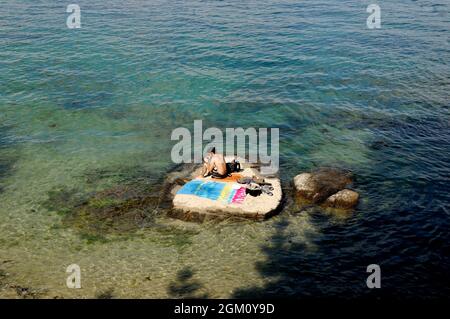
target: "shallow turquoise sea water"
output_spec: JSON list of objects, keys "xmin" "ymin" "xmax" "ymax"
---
[{"xmin": 0, "ymin": 0, "xmax": 449, "ymax": 298}]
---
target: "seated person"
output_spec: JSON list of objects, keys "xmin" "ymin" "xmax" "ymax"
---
[{"xmin": 201, "ymin": 147, "xmax": 228, "ymax": 179}]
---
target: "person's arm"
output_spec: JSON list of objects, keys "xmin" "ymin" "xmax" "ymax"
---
[{"xmin": 201, "ymin": 155, "xmax": 214, "ymax": 177}]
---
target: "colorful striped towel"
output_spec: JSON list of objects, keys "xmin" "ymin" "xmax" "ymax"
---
[{"xmin": 177, "ymin": 180, "xmax": 246, "ymax": 204}]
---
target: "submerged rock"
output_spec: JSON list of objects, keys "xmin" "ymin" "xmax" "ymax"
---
[
  {"xmin": 293, "ymin": 167, "xmax": 358, "ymax": 209},
  {"xmin": 42, "ymin": 164, "xmax": 199, "ymax": 240},
  {"xmin": 294, "ymin": 168, "xmax": 353, "ymax": 202},
  {"xmin": 293, "ymin": 173, "xmax": 315, "ymax": 199},
  {"xmin": 323, "ymin": 189, "xmax": 359, "ymax": 209},
  {"xmin": 44, "ymin": 183, "xmax": 161, "ymax": 240}
]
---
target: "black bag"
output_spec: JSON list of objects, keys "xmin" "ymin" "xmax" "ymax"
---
[{"xmin": 226, "ymin": 161, "xmax": 241, "ymax": 173}]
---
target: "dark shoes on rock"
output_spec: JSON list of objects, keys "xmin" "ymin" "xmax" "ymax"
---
[{"xmin": 240, "ymin": 179, "xmax": 274, "ymax": 196}]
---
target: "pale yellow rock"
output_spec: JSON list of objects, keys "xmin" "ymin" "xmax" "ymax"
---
[
  {"xmin": 293, "ymin": 173, "xmax": 315, "ymax": 198},
  {"xmin": 172, "ymin": 165, "xmax": 282, "ymax": 221},
  {"xmin": 293, "ymin": 169, "xmax": 359, "ymax": 210},
  {"xmin": 323, "ymin": 189, "xmax": 359, "ymax": 209}
]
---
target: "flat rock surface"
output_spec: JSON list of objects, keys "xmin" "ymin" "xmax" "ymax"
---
[{"xmin": 171, "ymin": 165, "xmax": 282, "ymax": 221}]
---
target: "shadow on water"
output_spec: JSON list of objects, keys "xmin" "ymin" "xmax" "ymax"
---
[
  {"xmin": 95, "ymin": 288, "xmax": 115, "ymax": 299},
  {"xmin": 0, "ymin": 156, "xmax": 15, "ymax": 194},
  {"xmin": 231, "ymin": 210, "xmax": 388, "ymax": 299},
  {"xmin": 232, "ymin": 215, "xmax": 328, "ymax": 298},
  {"xmin": 0, "ymin": 125, "xmax": 19, "ymax": 194},
  {"xmin": 167, "ymin": 266, "xmax": 208, "ymax": 299},
  {"xmin": 234, "ymin": 112, "xmax": 450, "ymax": 299},
  {"xmin": 352, "ymin": 114, "xmax": 450, "ymax": 299},
  {"xmin": 0, "ymin": 260, "xmax": 47, "ymax": 299}
]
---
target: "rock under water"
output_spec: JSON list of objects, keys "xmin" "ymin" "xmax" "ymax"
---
[
  {"xmin": 323, "ymin": 189, "xmax": 359, "ymax": 209},
  {"xmin": 293, "ymin": 167, "xmax": 359, "ymax": 210},
  {"xmin": 41, "ymin": 164, "xmax": 200, "ymax": 240}
]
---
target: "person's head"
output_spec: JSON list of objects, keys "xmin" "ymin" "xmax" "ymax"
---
[{"xmin": 204, "ymin": 147, "xmax": 216, "ymax": 163}]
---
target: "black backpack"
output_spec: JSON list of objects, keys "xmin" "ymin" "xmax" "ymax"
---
[{"xmin": 227, "ymin": 160, "xmax": 241, "ymax": 173}]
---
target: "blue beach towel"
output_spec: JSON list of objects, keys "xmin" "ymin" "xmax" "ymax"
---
[
  {"xmin": 177, "ymin": 180, "xmax": 225, "ymax": 201},
  {"xmin": 177, "ymin": 179, "xmax": 246, "ymax": 204}
]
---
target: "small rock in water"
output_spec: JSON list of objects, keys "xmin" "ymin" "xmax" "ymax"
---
[
  {"xmin": 293, "ymin": 173, "xmax": 316, "ymax": 199},
  {"xmin": 370, "ymin": 139, "xmax": 389, "ymax": 150},
  {"xmin": 323, "ymin": 189, "xmax": 359, "ymax": 209},
  {"xmin": 294, "ymin": 168, "xmax": 352, "ymax": 202},
  {"xmin": 293, "ymin": 167, "xmax": 359, "ymax": 209}
]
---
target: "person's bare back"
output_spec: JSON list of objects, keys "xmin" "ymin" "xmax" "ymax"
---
[
  {"xmin": 210, "ymin": 153, "xmax": 227, "ymax": 175},
  {"xmin": 201, "ymin": 147, "xmax": 227, "ymax": 178}
]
